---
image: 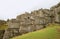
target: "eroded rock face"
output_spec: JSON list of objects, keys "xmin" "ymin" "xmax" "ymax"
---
[
  {"xmin": 54, "ymin": 7, "xmax": 60, "ymax": 23},
  {"xmin": 17, "ymin": 9, "xmax": 51, "ymax": 34},
  {"xmin": 3, "ymin": 3, "xmax": 60, "ymax": 39},
  {"xmin": 50, "ymin": 3, "xmax": 60, "ymax": 23},
  {"xmin": 3, "ymin": 9, "xmax": 51, "ymax": 39},
  {"xmin": 3, "ymin": 19, "xmax": 20, "ymax": 39},
  {"xmin": 3, "ymin": 28, "xmax": 20, "ymax": 39}
]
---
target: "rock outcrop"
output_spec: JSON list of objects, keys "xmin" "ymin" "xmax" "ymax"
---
[
  {"xmin": 3, "ymin": 3, "xmax": 60, "ymax": 39},
  {"xmin": 50, "ymin": 3, "xmax": 60, "ymax": 23},
  {"xmin": 3, "ymin": 19, "xmax": 20, "ymax": 39}
]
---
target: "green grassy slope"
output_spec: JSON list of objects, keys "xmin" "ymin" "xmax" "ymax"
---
[{"xmin": 11, "ymin": 24, "xmax": 60, "ymax": 39}]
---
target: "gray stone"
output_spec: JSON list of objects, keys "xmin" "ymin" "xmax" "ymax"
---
[{"xmin": 3, "ymin": 3, "xmax": 60, "ymax": 39}]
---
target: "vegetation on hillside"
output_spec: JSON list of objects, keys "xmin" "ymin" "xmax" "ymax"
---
[
  {"xmin": 0, "ymin": 20, "xmax": 7, "ymax": 30},
  {"xmin": 0, "ymin": 24, "xmax": 8, "ymax": 30}
]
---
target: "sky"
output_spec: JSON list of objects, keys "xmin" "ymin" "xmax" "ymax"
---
[{"xmin": 0, "ymin": 0, "xmax": 60, "ymax": 20}]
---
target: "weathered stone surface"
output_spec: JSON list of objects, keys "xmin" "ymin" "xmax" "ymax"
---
[
  {"xmin": 3, "ymin": 3, "xmax": 60, "ymax": 39},
  {"xmin": 3, "ymin": 9, "xmax": 52, "ymax": 39},
  {"xmin": 50, "ymin": 3, "xmax": 60, "ymax": 23},
  {"xmin": 3, "ymin": 19, "xmax": 20, "ymax": 39},
  {"xmin": 7, "ymin": 19, "xmax": 20, "ymax": 28},
  {"xmin": 3, "ymin": 29, "xmax": 20, "ymax": 39}
]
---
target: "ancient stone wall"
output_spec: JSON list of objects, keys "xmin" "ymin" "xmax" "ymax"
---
[
  {"xmin": 3, "ymin": 19, "xmax": 20, "ymax": 39},
  {"xmin": 3, "ymin": 3, "xmax": 60, "ymax": 39},
  {"xmin": 50, "ymin": 3, "xmax": 60, "ymax": 23}
]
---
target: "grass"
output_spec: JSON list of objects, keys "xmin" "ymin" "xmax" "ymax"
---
[
  {"xmin": 11, "ymin": 24, "xmax": 60, "ymax": 39},
  {"xmin": 0, "ymin": 24, "xmax": 8, "ymax": 30}
]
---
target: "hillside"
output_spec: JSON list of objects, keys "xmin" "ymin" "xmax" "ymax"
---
[{"xmin": 11, "ymin": 24, "xmax": 60, "ymax": 39}]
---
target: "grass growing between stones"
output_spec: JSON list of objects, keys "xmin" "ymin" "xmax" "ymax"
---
[{"xmin": 11, "ymin": 24, "xmax": 60, "ymax": 39}]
